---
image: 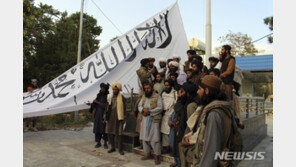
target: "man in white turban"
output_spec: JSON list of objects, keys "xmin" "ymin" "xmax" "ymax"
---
[{"xmin": 166, "ymin": 61, "xmax": 187, "ymax": 85}]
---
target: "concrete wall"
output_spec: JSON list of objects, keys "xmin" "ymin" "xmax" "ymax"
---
[
  {"xmin": 240, "ymin": 114, "xmax": 267, "ymax": 152},
  {"xmin": 241, "ymin": 78, "xmax": 254, "ymax": 96}
]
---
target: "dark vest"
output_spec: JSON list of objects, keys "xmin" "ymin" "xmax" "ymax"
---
[{"xmin": 220, "ymin": 56, "xmax": 235, "ymax": 84}]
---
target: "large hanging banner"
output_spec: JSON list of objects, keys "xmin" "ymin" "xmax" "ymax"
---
[{"xmin": 23, "ymin": 3, "xmax": 189, "ymax": 118}]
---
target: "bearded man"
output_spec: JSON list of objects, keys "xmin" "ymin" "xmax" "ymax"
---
[
  {"xmin": 153, "ymin": 73, "xmax": 165, "ymax": 94},
  {"xmin": 138, "ymin": 81, "xmax": 163, "ymax": 165},
  {"xmin": 219, "ymin": 45, "xmax": 236, "ymax": 100},
  {"xmin": 160, "ymin": 79, "xmax": 177, "ymax": 154},
  {"xmin": 177, "ymin": 82, "xmax": 198, "ymax": 167},
  {"xmin": 168, "ymin": 82, "xmax": 196, "ymax": 167},
  {"xmin": 158, "ymin": 58, "xmax": 167, "ymax": 75},
  {"xmin": 105, "ymin": 83, "xmax": 126, "ymax": 155},
  {"xmin": 166, "ymin": 61, "xmax": 187, "ymax": 85},
  {"xmin": 134, "ymin": 58, "xmax": 151, "ymax": 136},
  {"xmin": 184, "ymin": 50, "xmax": 196, "ymax": 72},
  {"xmin": 189, "ymin": 60, "xmax": 205, "ymax": 85},
  {"xmin": 87, "ymin": 83, "xmax": 110, "ymax": 149},
  {"xmin": 137, "ymin": 58, "xmax": 152, "ymax": 91},
  {"xmin": 208, "ymin": 56, "xmax": 220, "ymax": 71},
  {"xmin": 192, "ymin": 75, "xmax": 240, "ymax": 167}
]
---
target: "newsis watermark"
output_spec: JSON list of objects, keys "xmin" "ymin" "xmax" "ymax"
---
[{"xmin": 214, "ymin": 152, "xmax": 266, "ymax": 160}]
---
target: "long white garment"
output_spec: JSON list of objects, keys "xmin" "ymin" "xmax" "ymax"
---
[
  {"xmin": 160, "ymin": 89, "xmax": 177, "ymax": 134},
  {"xmin": 138, "ymin": 96, "xmax": 163, "ymax": 142}
]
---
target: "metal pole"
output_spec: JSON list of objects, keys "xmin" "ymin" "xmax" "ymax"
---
[
  {"xmin": 75, "ymin": 0, "xmax": 85, "ymax": 121},
  {"xmin": 246, "ymin": 99, "xmax": 249, "ymax": 118},
  {"xmin": 256, "ymin": 99, "xmax": 259, "ymax": 115},
  {"xmin": 205, "ymin": 0, "xmax": 212, "ymax": 68}
]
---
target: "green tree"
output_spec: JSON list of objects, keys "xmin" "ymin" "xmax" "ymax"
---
[
  {"xmin": 34, "ymin": 12, "xmax": 103, "ymax": 86},
  {"xmin": 23, "ymin": 0, "xmax": 60, "ymax": 89},
  {"xmin": 215, "ymin": 31, "xmax": 258, "ymax": 56},
  {"xmin": 23, "ymin": 0, "xmax": 103, "ymax": 89},
  {"xmin": 264, "ymin": 16, "xmax": 273, "ymax": 43}
]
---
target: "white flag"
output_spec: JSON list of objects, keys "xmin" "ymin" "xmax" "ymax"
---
[{"xmin": 23, "ymin": 3, "xmax": 189, "ymax": 118}]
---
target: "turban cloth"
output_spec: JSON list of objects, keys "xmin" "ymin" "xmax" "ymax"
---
[
  {"xmin": 109, "ymin": 82, "xmax": 124, "ymax": 120},
  {"xmin": 112, "ymin": 83, "xmax": 122, "ymax": 91},
  {"xmin": 169, "ymin": 61, "xmax": 179, "ymax": 67}
]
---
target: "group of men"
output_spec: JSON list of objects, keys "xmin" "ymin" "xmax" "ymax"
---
[
  {"xmin": 87, "ymin": 44, "xmax": 243, "ymax": 167},
  {"xmin": 131, "ymin": 44, "xmax": 243, "ymax": 166},
  {"xmin": 26, "ymin": 44, "xmax": 243, "ymax": 166}
]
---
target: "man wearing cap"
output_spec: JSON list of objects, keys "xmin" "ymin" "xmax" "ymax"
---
[
  {"xmin": 105, "ymin": 83, "xmax": 126, "ymax": 155},
  {"xmin": 87, "ymin": 83, "xmax": 110, "ymax": 149},
  {"xmin": 27, "ymin": 79, "xmax": 39, "ymax": 93},
  {"xmin": 166, "ymin": 61, "xmax": 187, "ymax": 86},
  {"xmin": 137, "ymin": 58, "xmax": 152, "ymax": 91},
  {"xmin": 24, "ymin": 79, "xmax": 40, "ymax": 132},
  {"xmin": 148, "ymin": 57, "xmax": 156, "ymax": 69},
  {"xmin": 169, "ymin": 83, "xmax": 195, "ymax": 167},
  {"xmin": 134, "ymin": 58, "xmax": 152, "ymax": 140},
  {"xmin": 208, "ymin": 56, "xmax": 220, "ymax": 71},
  {"xmin": 192, "ymin": 75, "xmax": 238, "ymax": 167},
  {"xmin": 138, "ymin": 81, "xmax": 163, "ymax": 165},
  {"xmin": 184, "ymin": 50, "xmax": 196, "ymax": 72}
]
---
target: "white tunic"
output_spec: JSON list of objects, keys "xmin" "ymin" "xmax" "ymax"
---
[
  {"xmin": 160, "ymin": 89, "xmax": 177, "ymax": 135},
  {"xmin": 138, "ymin": 96, "xmax": 163, "ymax": 142}
]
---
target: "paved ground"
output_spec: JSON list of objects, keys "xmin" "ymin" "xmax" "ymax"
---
[
  {"xmin": 24, "ymin": 113, "xmax": 273, "ymax": 167},
  {"xmin": 23, "ymin": 126, "xmax": 170, "ymax": 167},
  {"xmin": 237, "ymin": 113, "xmax": 273, "ymax": 167}
]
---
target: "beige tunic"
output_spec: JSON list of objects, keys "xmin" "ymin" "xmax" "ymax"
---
[{"xmin": 105, "ymin": 95, "xmax": 125, "ymax": 135}]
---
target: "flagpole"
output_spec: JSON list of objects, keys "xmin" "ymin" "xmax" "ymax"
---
[
  {"xmin": 205, "ymin": 0, "xmax": 212, "ymax": 67},
  {"xmin": 75, "ymin": 0, "xmax": 85, "ymax": 121}
]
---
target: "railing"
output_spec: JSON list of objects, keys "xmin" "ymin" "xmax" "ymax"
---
[
  {"xmin": 126, "ymin": 89, "xmax": 272, "ymax": 119},
  {"xmin": 238, "ymin": 96, "xmax": 267, "ymax": 118}
]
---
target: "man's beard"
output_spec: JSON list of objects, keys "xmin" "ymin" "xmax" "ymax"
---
[
  {"xmin": 197, "ymin": 92, "xmax": 211, "ymax": 105},
  {"xmin": 100, "ymin": 90, "xmax": 108, "ymax": 95},
  {"xmin": 220, "ymin": 53, "xmax": 227, "ymax": 62},
  {"xmin": 192, "ymin": 70, "xmax": 200, "ymax": 75},
  {"xmin": 156, "ymin": 79, "xmax": 162, "ymax": 83},
  {"xmin": 145, "ymin": 91, "xmax": 153, "ymax": 97},
  {"xmin": 189, "ymin": 57, "xmax": 193, "ymax": 62},
  {"xmin": 170, "ymin": 68, "xmax": 177, "ymax": 73},
  {"xmin": 210, "ymin": 63, "xmax": 217, "ymax": 69},
  {"xmin": 113, "ymin": 92, "xmax": 119, "ymax": 96},
  {"xmin": 160, "ymin": 64, "xmax": 166, "ymax": 68},
  {"xmin": 178, "ymin": 95, "xmax": 187, "ymax": 104},
  {"xmin": 164, "ymin": 87, "xmax": 172, "ymax": 93}
]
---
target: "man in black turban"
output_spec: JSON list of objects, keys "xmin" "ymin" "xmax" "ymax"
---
[{"xmin": 88, "ymin": 83, "xmax": 110, "ymax": 149}]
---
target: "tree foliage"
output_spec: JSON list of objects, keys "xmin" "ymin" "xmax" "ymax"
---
[
  {"xmin": 23, "ymin": 0, "xmax": 103, "ymax": 90},
  {"xmin": 215, "ymin": 31, "xmax": 258, "ymax": 56},
  {"xmin": 23, "ymin": 0, "xmax": 60, "ymax": 87},
  {"xmin": 264, "ymin": 16, "xmax": 273, "ymax": 43}
]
